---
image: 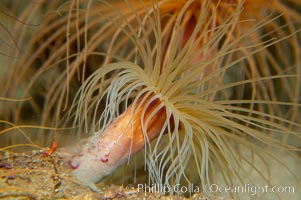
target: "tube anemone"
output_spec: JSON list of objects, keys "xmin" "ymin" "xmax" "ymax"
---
[
  {"xmin": 67, "ymin": 1, "xmax": 301, "ymax": 198},
  {"xmin": 0, "ymin": 0, "xmax": 300, "ymax": 199}
]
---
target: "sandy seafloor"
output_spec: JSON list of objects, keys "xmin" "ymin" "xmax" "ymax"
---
[
  {"xmin": 0, "ymin": 147, "xmax": 300, "ymax": 200},
  {"xmin": 0, "ymin": 150, "xmax": 213, "ymax": 200}
]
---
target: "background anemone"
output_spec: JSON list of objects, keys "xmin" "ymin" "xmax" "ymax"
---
[
  {"xmin": 0, "ymin": 0, "xmax": 301, "ymax": 199},
  {"xmin": 1, "ymin": 0, "xmax": 300, "ymax": 130}
]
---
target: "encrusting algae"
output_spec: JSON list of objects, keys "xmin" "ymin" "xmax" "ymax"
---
[{"xmin": 0, "ymin": 0, "xmax": 301, "ymax": 199}]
